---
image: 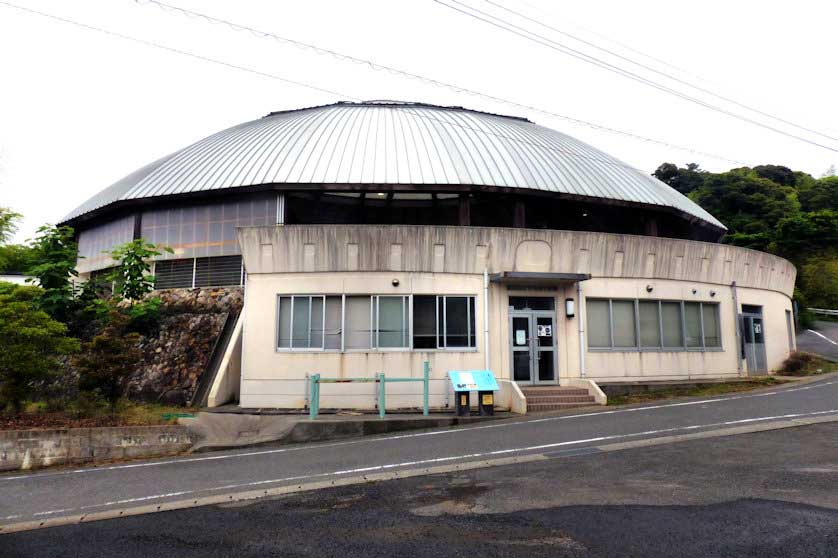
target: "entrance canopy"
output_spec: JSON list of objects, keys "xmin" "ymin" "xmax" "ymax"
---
[{"xmin": 489, "ymin": 272, "xmax": 591, "ymax": 289}]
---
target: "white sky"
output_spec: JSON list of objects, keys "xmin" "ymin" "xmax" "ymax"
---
[{"xmin": 1, "ymin": 0, "xmax": 836, "ymax": 243}]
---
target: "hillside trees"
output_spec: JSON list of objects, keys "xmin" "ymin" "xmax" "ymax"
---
[{"xmin": 654, "ymin": 163, "xmax": 838, "ymax": 309}]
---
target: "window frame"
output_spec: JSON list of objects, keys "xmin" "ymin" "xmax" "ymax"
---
[
  {"xmin": 276, "ymin": 295, "xmax": 329, "ymax": 351},
  {"xmin": 275, "ymin": 294, "xmax": 477, "ymax": 353},
  {"xmin": 586, "ymin": 297, "xmax": 723, "ymax": 353}
]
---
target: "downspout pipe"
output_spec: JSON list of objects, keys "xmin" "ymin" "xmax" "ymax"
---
[
  {"xmin": 731, "ymin": 281, "xmax": 742, "ymax": 375},
  {"xmin": 483, "ymin": 269, "xmax": 491, "ymax": 371},
  {"xmin": 577, "ymin": 281, "xmax": 586, "ymax": 378}
]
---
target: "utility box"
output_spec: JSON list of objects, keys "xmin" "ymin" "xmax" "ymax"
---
[
  {"xmin": 448, "ymin": 370, "xmax": 499, "ymax": 416},
  {"xmin": 455, "ymin": 391, "xmax": 471, "ymax": 416}
]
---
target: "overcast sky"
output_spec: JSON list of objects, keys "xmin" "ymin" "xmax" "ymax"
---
[{"xmin": 1, "ymin": 0, "xmax": 836, "ymax": 243}]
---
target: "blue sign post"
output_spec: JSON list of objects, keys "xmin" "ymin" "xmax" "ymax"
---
[{"xmin": 448, "ymin": 370, "xmax": 499, "ymax": 416}]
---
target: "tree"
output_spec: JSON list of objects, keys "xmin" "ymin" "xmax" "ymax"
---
[
  {"xmin": 0, "ymin": 283, "xmax": 79, "ymax": 413},
  {"xmin": 28, "ymin": 225, "xmax": 79, "ymax": 323},
  {"xmin": 653, "ymin": 162, "xmax": 706, "ymax": 195},
  {"xmin": 108, "ymin": 239, "xmax": 171, "ymax": 303},
  {"xmin": 799, "ymin": 256, "xmax": 838, "ymax": 309},
  {"xmin": 73, "ymin": 311, "xmax": 140, "ymax": 413},
  {"xmin": 0, "ymin": 207, "xmax": 33, "ymax": 274},
  {"xmin": 689, "ymin": 168, "xmax": 801, "ymax": 251},
  {"xmin": 798, "ymin": 176, "xmax": 838, "ymax": 212},
  {"xmin": 0, "ymin": 207, "xmax": 22, "ymax": 244}
]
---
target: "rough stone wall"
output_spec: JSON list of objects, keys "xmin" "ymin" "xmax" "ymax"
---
[{"xmin": 125, "ymin": 287, "xmax": 243, "ymax": 405}]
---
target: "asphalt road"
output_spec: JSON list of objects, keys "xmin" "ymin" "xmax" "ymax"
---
[
  {"xmin": 2, "ymin": 374, "xmax": 837, "ymax": 529},
  {"xmin": 797, "ymin": 320, "xmax": 838, "ymax": 362},
  {"xmin": 3, "ymin": 422, "xmax": 837, "ymax": 557}
]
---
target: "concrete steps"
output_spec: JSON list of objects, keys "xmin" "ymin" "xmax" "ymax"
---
[{"xmin": 520, "ymin": 386, "xmax": 597, "ymax": 413}]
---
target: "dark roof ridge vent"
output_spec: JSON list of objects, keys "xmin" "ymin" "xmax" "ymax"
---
[{"xmin": 263, "ymin": 100, "xmax": 533, "ymax": 123}]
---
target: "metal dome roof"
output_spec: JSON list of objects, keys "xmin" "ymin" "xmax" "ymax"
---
[{"xmin": 64, "ymin": 101, "xmax": 724, "ymax": 229}]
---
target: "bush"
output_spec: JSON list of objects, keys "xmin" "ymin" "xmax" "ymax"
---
[
  {"xmin": 780, "ymin": 351, "xmax": 815, "ymax": 375},
  {"xmin": 0, "ymin": 283, "xmax": 79, "ymax": 413},
  {"xmin": 73, "ymin": 311, "xmax": 141, "ymax": 413}
]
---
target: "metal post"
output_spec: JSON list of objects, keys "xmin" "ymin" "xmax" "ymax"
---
[
  {"xmin": 423, "ymin": 361, "xmax": 430, "ymax": 416},
  {"xmin": 378, "ymin": 373, "xmax": 386, "ymax": 419},
  {"xmin": 483, "ymin": 269, "xmax": 490, "ymax": 372},
  {"xmin": 731, "ymin": 281, "xmax": 742, "ymax": 375},
  {"xmin": 577, "ymin": 281, "xmax": 586, "ymax": 378},
  {"xmin": 309, "ymin": 374, "xmax": 320, "ymax": 419}
]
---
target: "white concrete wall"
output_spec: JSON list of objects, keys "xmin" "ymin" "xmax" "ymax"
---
[
  {"xmin": 241, "ymin": 272, "xmax": 487, "ymax": 409},
  {"xmin": 237, "ymin": 225, "xmax": 797, "ymax": 408}
]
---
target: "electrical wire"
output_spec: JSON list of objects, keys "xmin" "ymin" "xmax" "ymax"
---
[
  {"xmin": 509, "ymin": 0, "xmax": 719, "ymax": 87},
  {"xmin": 483, "ymin": 0, "xmax": 838, "ymax": 143},
  {"xmin": 0, "ymin": 0, "xmax": 702, "ymax": 175},
  {"xmin": 129, "ymin": 0, "xmax": 746, "ymax": 165},
  {"xmin": 0, "ymin": 1, "xmax": 358, "ymax": 101},
  {"xmin": 435, "ymin": 0, "xmax": 838, "ymax": 154}
]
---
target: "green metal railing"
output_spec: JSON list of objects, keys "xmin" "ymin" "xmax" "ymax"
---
[{"xmin": 308, "ymin": 361, "xmax": 430, "ymax": 419}]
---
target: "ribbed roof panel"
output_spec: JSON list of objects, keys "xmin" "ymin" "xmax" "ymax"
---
[{"xmin": 63, "ymin": 101, "xmax": 724, "ymax": 229}]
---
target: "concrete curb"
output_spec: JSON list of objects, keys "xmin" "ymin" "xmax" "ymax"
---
[
  {"xmin": 187, "ymin": 412, "xmax": 512, "ymax": 453},
  {"xmin": 3, "ymin": 413, "xmax": 836, "ymax": 534}
]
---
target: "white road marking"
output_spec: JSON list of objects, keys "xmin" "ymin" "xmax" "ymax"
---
[
  {"xmin": 3, "ymin": 378, "xmax": 836, "ymax": 483},
  {"xmin": 807, "ymin": 329, "xmax": 838, "ymax": 346},
  {"xmin": 16, "ymin": 408, "xmax": 838, "ymax": 520}
]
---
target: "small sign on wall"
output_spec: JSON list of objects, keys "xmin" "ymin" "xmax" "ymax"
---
[{"xmin": 537, "ymin": 324, "xmax": 552, "ymax": 337}]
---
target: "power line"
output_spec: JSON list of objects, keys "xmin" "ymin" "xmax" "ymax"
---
[
  {"xmin": 434, "ymin": 0, "xmax": 838, "ymax": 154},
  {"xmin": 0, "ymin": 1, "xmax": 358, "ymax": 101},
  {"xmin": 510, "ymin": 0, "xmax": 719, "ymax": 88},
  {"xmin": 483, "ymin": 0, "xmax": 838, "ymax": 143},
  {"xmin": 130, "ymin": 0, "xmax": 747, "ymax": 165},
  {"xmin": 0, "ymin": 1, "xmax": 703, "ymax": 176}
]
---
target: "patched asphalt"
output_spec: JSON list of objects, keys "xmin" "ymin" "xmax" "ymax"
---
[{"xmin": 3, "ymin": 423, "xmax": 837, "ymax": 557}]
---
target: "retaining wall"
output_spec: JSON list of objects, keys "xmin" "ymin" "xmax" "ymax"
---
[{"xmin": 0, "ymin": 425, "xmax": 196, "ymax": 472}]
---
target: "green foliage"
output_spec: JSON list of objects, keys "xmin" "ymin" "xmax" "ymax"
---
[
  {"xmin": 0, "ymin": 207, "xmax": 34, "ymax": 274},
  {"xmin": 108, "ymin": 239, "xmax": 171, "ymax": 303},
  {"xmin": 0, "ymin": 283, "xmax": 79, "ymax": 413},
  {"xmin": 0, "ymin": 243, "xmax": 35, "ymax": 274},
  {"xmin": 799, "ymin": 256, "xmax": 838, "ymax": 309},
  {"xmin": 653, "ymin": 162, "xmax": 705, "ymax": 195},
  {"xmin": 798, "ymin": 176, "xmax": 838, "ymax": 212},
  {"xmin": 73, "ymin": 311, "xmax": 141, "ymax": 412},
  {"xmin": 28, "ymin": 224, "xmax": 79, "ymax": 322},
  {"xmin": 655, "ymin": 162, "xmax": 838, "ymax": 310},
  {"xmin": 0, "ymin": 207, "xmax": 22, "ymax": 244}
]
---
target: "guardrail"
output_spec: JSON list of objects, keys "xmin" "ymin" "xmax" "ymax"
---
[
  {"xmin": 308, "ymin": 361, "xmax": 430, "ymax": 419},
  {"xmin": 809, "ymin": 308, "xmax": 838, "ymax": 316}
]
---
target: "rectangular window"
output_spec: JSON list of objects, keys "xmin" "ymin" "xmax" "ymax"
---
[
  {"xmin": 586, "ymin": 299, "xmax": 611, "ymax": 348},
  {"xmin": 276, "ymin": 295, "xmax": 339, "ymax": 350},
  {"xmin": 375, "ymin": 296, "xmax": 409, "ymax": 348},
  {"xmin": 411, "ymin": 295, "xmax": 477, "ymax": 349},
  {"xmin": 587, "ymin": 298, "xmax": 721, "ymax": 351},
  {"xmin": 344, "ymin": 296, "xmax": 372, "ymax": 350},
  {"xmin": 611, "ymin": 300, "xmax": 637, "ymax": 348},
  {"xmin": 279, "ymin": 294, "xmax": 476, "ymax": 351},
  {"xmin": 638, "ymin": 301, "xmax": 662, "ymax": 348},
  {"xmin": 684, "ymin": 302, "xmax": 703, "ymax": 348},
  {"xmin": 661, "ymin": 302, "xmax": 684, "ymax": 348},
  {"xmin": 412, "ymin": 296, "xmax": 437, "ymax": 349},
  {"xmin": 703, "ymin": 304, "xmax": 722, "ymax": 348}
]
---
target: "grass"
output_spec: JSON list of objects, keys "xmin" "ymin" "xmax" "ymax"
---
[
  {"xmin": 607, "ymin": 377, "xmax": 789, "ymax": 406},
  {"xmin": 1, "ymin": 400, "xmax": 198, "ymax": 430}
]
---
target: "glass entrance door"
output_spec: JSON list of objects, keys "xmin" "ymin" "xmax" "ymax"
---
[{"xmin": 509, "ymin": 311, "xmax": 557, "ymax": 384}]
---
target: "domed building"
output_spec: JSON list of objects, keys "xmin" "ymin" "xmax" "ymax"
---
[{"xmin": 63, "ymin": 101, "xmax": 796, "ymax": 411}]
